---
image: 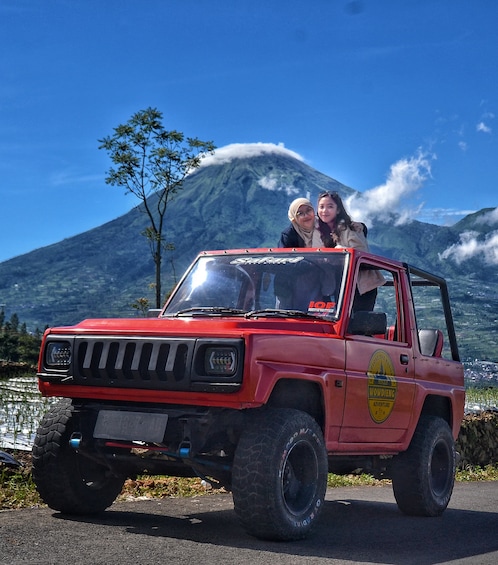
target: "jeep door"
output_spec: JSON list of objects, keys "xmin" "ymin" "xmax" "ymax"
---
[{"xmin": 339, "ymin": 266, "xmax": 416, "ymax": 449}]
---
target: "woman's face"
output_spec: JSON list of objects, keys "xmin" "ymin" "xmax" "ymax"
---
[
  {"xmin": 318, "ymin": 195, "xmax": 338, "ymax": 226},
  {"xmin": 295, "ymin": 204, "xmax": 315, "ymax": 230}
]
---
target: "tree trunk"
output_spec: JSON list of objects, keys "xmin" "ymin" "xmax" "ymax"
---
[{"xmin": 155, "ymin": 248, "xmax": 162, "ymax": 309}]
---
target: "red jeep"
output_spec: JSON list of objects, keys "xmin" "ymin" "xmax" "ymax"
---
[{"xmin": 33, "ymin": 248, "xmax": 465, "ymax": 540}]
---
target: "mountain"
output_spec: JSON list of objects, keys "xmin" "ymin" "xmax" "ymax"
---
[{"xmin": 0, "ymin": 147, "xmax": 496, "ymax": 361}]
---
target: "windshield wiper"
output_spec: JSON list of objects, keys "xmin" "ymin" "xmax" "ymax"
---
[
  {"xmin": 168, "ymin": 307, "xmax": 247, "ymax": 317},
  {"xmin": 245, "ymin": 308, "xmax": 322, "ymax": 320}
]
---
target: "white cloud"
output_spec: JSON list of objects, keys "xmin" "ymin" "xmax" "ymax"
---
[
  {"xmin": 480, "ymin": 207, "xmax": 498, "ymax": 226},
  {"xmin": 458, "ymin": 141, "xmax": 468, "ymax": 152},
  {"xmin": 258, "ymin": 174, "xmax": 300, "ymax": 196},
  {"xmin": 198, "ymin": 142, "xmax": 304, "ymax": 168},
  {"xmin": 476, "ymin": 121, "xmax": 492, "ymax": 134},
  {"xmin": 439, "ymin": 230, "xmax": 498, "ymax": 265},
  {"xmin": 196, "ymin": 142, "xmax": 305, "ymax": 194},
  {"xmin": 344, "ymin": 150, "xmax": 433, "ymax": 226}
]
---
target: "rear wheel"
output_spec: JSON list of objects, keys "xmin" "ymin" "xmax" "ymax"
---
[
  {"xmin": 232, "ymin": 408, "xmax": 328, "ymax": 541},
  {"xmin": 32, "ymin": 399, "xmax": 125, "ymax": 514},
  {"xmin": 391, "ymin": 416, "xmax": 455, "ymax": 516}
]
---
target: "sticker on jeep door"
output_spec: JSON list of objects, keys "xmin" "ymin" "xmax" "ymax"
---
[{"xmin": 367, "ymin": 350, "xmax": 397, "ymax": 423}]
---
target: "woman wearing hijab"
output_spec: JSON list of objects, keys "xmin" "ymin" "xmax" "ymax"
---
[
  {"xmin": 276, "ymin": 197, "xmax": 325, "ymax": 309},
  {"xmin": 278, "ymin": 197, "xmax": 322, "ymax": 248}
]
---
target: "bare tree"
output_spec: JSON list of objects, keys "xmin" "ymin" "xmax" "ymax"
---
[{"xmin": 99, "ymin": 107, "xmax": 215, "ymax": 307}]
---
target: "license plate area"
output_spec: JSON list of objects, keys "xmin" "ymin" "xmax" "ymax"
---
[{"xmin": 93, "ymin": 410, "xmax": 168, "ymax": 443}]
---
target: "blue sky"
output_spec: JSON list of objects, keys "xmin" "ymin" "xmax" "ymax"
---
[{"xmin": 1, "ymin": 0, "xmax": 497, "ymax": 262}]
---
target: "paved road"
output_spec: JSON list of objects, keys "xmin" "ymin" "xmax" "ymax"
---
[{"xmin": 1, "ymin": 482, "xmax": 497, "ymax": 565}]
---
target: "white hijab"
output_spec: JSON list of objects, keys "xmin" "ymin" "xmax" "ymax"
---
[{"xmin": 288, "ymin": 198, "xmax": 322, "ymax": 248}]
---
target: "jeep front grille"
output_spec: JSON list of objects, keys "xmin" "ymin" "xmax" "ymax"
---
[{"xmin": 74, "ymin": 337, "xmax": 194, "ymax": 390}]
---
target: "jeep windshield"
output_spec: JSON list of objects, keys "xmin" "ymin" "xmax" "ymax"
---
[{"xmin": 162, "ymin": 251, "xmax": 349, "ymax": 320}]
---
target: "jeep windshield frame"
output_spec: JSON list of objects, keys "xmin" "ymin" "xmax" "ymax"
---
[{"xmin": 162, "ymin": 250, "xmax": 350, "ymax": 321}]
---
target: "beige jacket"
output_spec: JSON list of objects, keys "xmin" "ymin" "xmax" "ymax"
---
[{"xmin": 337, "ymin": 227, "xmax": 385, "ymax": 295}]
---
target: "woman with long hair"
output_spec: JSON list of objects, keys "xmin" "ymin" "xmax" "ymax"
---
[
  {"xmin": 317, "ymin": 191, "xmax": 366, "ymax": 248},
  {"xmin": 317, "ymin": 191, "xmax": 384, "ymax": 311}
]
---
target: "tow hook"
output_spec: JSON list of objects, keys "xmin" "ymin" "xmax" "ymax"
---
[
  {"xmin": 69, "ymin": 432, "xmax": 83, "ymax": 450},
  {"xmin": 178, "ymin": 442, "xmax": 191, "ymax": 459}
]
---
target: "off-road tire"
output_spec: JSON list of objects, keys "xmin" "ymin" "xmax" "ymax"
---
[
  {"xmin": 232, "ymin": 408, "xmax": 328, "ymax": 541},
  {"xmin": 32, "ymin": 398, "xmax": 125, "ymax": 514},
  {"xmin": 391, "ymin": 415, "xmax": 456, "ymax": 516}
]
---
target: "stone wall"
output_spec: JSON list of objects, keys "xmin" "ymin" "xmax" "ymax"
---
[{"xmin": 456, "ymin": 411, "xmax": 498, "ymax": 467}]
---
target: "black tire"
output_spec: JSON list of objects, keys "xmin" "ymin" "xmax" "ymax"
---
[
  {"xmin": 391, "ymin": 415, "xmax": 456, "ymax": 517},
  {"xmin": 232, "ymin": 408, "xmax": 328, "ymax": 541},
  {"xmin": 32, "ymin": 398, "xmax": 125, "ymax": 514}
]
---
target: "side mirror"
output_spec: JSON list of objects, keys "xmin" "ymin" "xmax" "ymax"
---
[
  {"xmin": 348, "ymin": 311, "xmax": 387, "ymax": 336},
  {"xmin": 146, "ymin": 309, "xmax": 163, "ymax": 318}
]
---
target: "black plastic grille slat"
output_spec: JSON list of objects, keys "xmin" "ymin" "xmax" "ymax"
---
[
  {"xmin": 153, "ymin": 343, "xmax": 171, "ymax": 380},
  {"xmin": 173, "ymin": 344, "xmax": 188, "ymax": 382},
  {"xmin": 74, "ymin": 338, "xmax": 194, "ymax": 390}
]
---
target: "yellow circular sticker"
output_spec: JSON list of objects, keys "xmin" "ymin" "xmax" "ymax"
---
[{"xmin": 367, "ymin": 350, "xmax": 397, "ymax": 423}]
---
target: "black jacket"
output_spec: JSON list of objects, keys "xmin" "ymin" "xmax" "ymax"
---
[{"xmin": 278, "ymin": 224, "xmax": 305, "ymax": 248}]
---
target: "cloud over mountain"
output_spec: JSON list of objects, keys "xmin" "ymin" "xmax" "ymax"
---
[
  {"xmin": 439, "ymin": 226, "xmax": 498, "ymax": 266},
  {"xmin": 437, "ymin": 206, "xmax": 498, "ymax": 265},
  {"xmin": 481, "ymin": 207, "xmax": 498, "ymax": 226},
  {"xmin": 344, "ymin": 150, "xmax": 433, "ymax": 226},
  {"xmin": 257, "ymin": 175, "xmax": 300, "ymax": 197},
  {"xmin": 198, "ymin": 142, "xmax": 304, "ymax": 168}
]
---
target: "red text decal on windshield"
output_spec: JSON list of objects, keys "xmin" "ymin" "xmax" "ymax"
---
[{"xmin": 308, "ymin": 301, "xmax": 335, "ymax": 310}]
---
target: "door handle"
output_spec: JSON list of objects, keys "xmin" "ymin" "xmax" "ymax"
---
[{"xmin": 400, "ymin": 354, "xmax": 409, "ymax": 365}]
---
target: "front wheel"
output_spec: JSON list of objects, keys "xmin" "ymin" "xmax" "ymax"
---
[
  {"xmin": 232, "ymin": 408, "xmax": 328, "ymax": 541},
  {"xmin": 391, "ymin": 415, "xmax": 456, "ymax": 517},
  {"xmin": 32, "ymin": 399, "xmax": 125, "ymax": 514}
]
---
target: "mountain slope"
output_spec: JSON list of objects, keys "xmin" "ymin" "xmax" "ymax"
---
[
  {"xmin": 0, "ymin": 152, "xmax": 355, "ymax": 328},
  {"xmin": 0, "ymin": 149, "xmax": 496, "ymax": 361}
]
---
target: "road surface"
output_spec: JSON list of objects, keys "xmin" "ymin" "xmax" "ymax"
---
[{"xmin": 1, "ymin": 482, "xmax": 497, "ymax": 564}]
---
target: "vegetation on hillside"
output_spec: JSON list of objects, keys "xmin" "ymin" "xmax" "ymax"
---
[{"xmin": 0, "ymin": 310, "xmax": 42, "ymax": 370}]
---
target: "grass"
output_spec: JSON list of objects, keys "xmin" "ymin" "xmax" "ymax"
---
[
  {"xmin": 454, "ymin": 465, "xmax": 498, "ymax": 482},
  {"xmin": 1, "ymin": 450, "xmax": 497, "ymax": 511},
  {"xmin": 465, "ymin": 386, "xmax": 498, "ymax": 411},
  {"xmin": 0, "ymin": 470, "xmax": 40, "ymax": 510},
  {"xmin": 1, "ymin": 382, "xmax": 497, "ymax": 510}
]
